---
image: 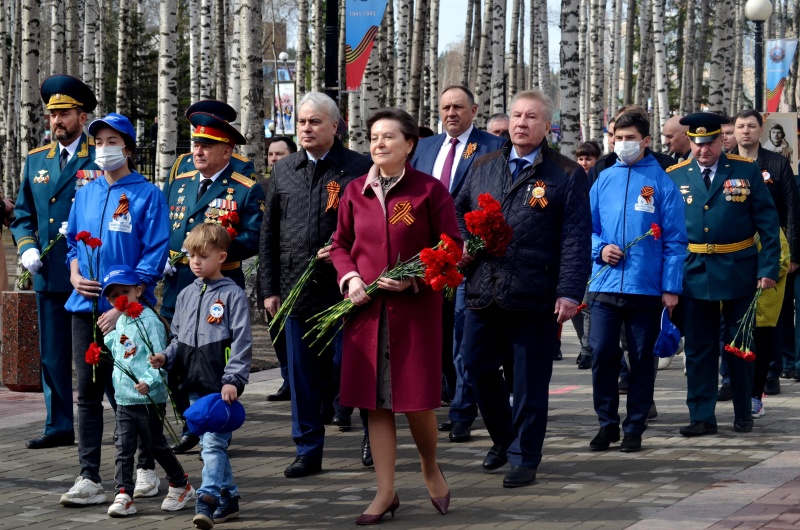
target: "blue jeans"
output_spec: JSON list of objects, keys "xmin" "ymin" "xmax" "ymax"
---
[
  {"xmin": 449, "ymin": 283, "xmax": 478, "ymax": 424},
  {"xmin": 189, "ymin": 393, "xmax": 236, "ymax": 499}
]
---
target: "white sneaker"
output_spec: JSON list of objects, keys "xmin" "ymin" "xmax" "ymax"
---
[
  {"xmin": 658, "ymin": 354, "xmax": 676, "ymax": 370},
  {"xmin": 134, "ymin": 468, "xmax": 160, "ymax": 498},
  {"xmin": 59, "ymin": 476, "xmax": 107, "ymax": 506},
  {"xmin": 107, "ymin": 493, "xmax": 136, "ymax": 517},
  {"xmin": 161, "ymin": 483, "xmax": 196, "ymax": 511},
  {"xmin": 752, "ymin": 397, "xmax": 766, "ymax": 418}
]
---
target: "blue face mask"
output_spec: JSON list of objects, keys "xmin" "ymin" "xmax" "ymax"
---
[{"xmin": 616, "ymin": 140, "xmax": 643, "ymax": 165}]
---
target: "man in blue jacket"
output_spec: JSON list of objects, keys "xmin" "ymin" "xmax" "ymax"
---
[{"xmin": 587, "ymin": 111, "xmax": 687, "ymax": 453}]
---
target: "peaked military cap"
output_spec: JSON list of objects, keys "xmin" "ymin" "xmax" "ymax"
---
[
  {"xmin": 680, "ymin": 113, "xmax": 729, "ymax": 144},
  {"xmin": 185, "ymin": 100, "xmax": 237, "ymax": 122},
  {"xmin": 40, "ymin": 74, "xmax": 97, "ymax": 113},
  {"xmin": 190, "ymin": 112, "xmax": 248, "ymax": 145}
]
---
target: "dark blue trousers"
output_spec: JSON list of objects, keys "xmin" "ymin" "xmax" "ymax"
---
[
  {"xmin": 270, "ymin": 327, "xmax": 289, "ymax": 383},
  {"xmin": 285, "ymin": 316, "xmax": 340, "ymax": 459},
  {"xmin": 462, "ymin": 304, "xmax": 557, "ymax": 469},
  {"xmin": 684, "ymin": 296, "xmax": 754, "ymax": 425},
  {"xmin": 589, "ymin": 300, "xmax": 659, "ymax": 436},
  {"xmin": 37, "ymin": 292, "xmax": 74, "ymax": 437},
  {"xmin": 449, "ymin": 283, "xmax": 478, "ymax": 425}
]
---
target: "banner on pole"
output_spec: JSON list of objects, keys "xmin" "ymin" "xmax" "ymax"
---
[
  {"xmin": 766, "ymin": 39, "xmax": 798, "ymax": 112},
  {"xmin": 345, "ymin": 0, "xmax": 388, "ymax": 91}
]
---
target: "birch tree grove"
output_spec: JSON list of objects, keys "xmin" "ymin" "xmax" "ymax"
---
[
  {"xmin": 560, "ymin": 0, "xmax": 581, "ymax": 151},
  {"xmin": 239, "ymin": 0, "xmax": 264, "ymax": 175},
  {"xmin": 156, "ymin": 0, "xmax": 178, "ymax": 186},
  {"xmin": 651, "ymin": 0, "xmax": 669, "ymax": 141},
  {"xmin": 115, "ymin": 0, "xmax": 130, "ymax": 115}
]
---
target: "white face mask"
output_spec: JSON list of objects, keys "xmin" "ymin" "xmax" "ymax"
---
[
  {"xmin": 616, "ymin": 140, "xmax": 643, "ymax": 165},
  {"xmin": 95, "ymin": 145, "xmax": 127, "ymax": 171}
]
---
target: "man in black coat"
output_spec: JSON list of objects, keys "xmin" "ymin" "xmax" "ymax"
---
[
  {"xmin": 455, "ymin": 89, "xmax": 591, "ymax": 488},
  {"xmin": 259, "ymin": 92, "xmax": 372, "ymax": 478}
]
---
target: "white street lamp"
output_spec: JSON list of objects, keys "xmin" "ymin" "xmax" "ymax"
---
[{"xmin": 745, "ymin": 0, "xmax": 773, "ymax": 111}]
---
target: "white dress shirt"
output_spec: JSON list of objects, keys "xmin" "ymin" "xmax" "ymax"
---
[
  {"xmin": 431, "ymin": 125, "xmax": 474, "ymax": 189},
  {"xmin": 697, "ymin": 160, "xmax": 720, "ymax": 184}
]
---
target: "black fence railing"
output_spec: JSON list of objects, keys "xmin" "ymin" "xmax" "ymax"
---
[{"xmin": 137, "ymin": 141, "xmax": 192, "ymax": 183}]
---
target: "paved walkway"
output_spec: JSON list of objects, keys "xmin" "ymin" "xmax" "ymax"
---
[{"xmin": 3, "ymin": 331, "xmax": 800, "ymax": 529}]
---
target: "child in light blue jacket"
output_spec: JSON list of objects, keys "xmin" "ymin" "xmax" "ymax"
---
[{"xmin": 102, "ymin": 265, "xmax": 195, "ymax": 517}]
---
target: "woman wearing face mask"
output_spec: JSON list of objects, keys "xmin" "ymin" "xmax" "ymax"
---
[
  {"xmin": 59, "ymin": 113, "xmax": 170, "ymax": 508},
  {"xmin": 585, "ymin": 110, "xmax": 688, "ymax": 454}
]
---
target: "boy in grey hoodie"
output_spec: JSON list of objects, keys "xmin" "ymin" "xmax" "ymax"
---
[{"xmin": 151, "ymin": 224, "xmax": 251, "ymax": 529}]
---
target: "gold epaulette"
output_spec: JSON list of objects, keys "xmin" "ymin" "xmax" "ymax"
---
[
  {"xmin": 88, "ymin": 136, "xmax": 95, "ymax": 146},
  {"xmin": 666, "ymin": 159, "xmax": 692, "ymax": 173},
  {"xmin": 174, "ymin": 170, "xmax": 198, "ymax": 180},
  {"xmin": 232, "ymin": 152, "xmax": 251, "ymax": 162},
  {"xmin": 726, "ymin": 153, "xmax": 753, "ymax": 163},
  {"xmin": 28, "ymin": 143, "xmax": 54, "ymax": 155},
  {"xmin": 169, "ymin": 153, "xmax": 193, "ymax": 183},
  {"xmin": 230, "ymin": 172, "xmax": 254, "ymax": 187}
]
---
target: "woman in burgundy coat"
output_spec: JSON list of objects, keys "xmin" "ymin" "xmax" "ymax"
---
[{"xmin": 331, "ymin": 108, "xmax": 463, "ymax": 525}]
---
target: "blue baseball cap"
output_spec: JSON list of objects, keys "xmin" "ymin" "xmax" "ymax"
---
[
  {"xmin": 89, "ymin": 112, "xmax": 137, "ymax": 143},
  {"xmin": 101, "ymin": 265, "xmax": 142, "ymax": 299},
  {"xmin": 184, "ymin": 393, "xmax": 246, "ymax": 435},
  {"xmin": 653, "ymin": 308, "xmax": 681, "ymax": 358}
]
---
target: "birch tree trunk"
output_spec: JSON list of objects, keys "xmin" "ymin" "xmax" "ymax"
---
[
  {"xmin": 786, "ymin": 0, "xmax": 800, "ymax": 111},
  {"xmin": 490, "ymin": 0, "xmax": 505, "ymax": 113},
  {"xmin": 384, "ymin": 0, "xmax": 395, "ymax": 106},
  {"xmin": 408, "ymin": 0, "xmax": 427, "ymax": 120},
  {"xmin": 578, "ymin": 0, "xmax": 588, "ymax": 136},
  {"xmin": 157, "ymin": 0, "xmax": 178, "ymax": 186},
  {"xmin": 115, "ymin": 0, "xmax": 130, "ymax": 115},
  {"xmin": 227, "ymin": 0, "xmax": 241, "ymax": 123},
  {"xmin": 429, "ymin": 0, "xmax": 439, "ymax": 128},
  {"xmin": 730, "ymin": 1, "xmax": 744, "ymax": 113},
  {"xmin": 65, "ymin": 0, "xmax": 79, "ymax": 76},
  {"xmin": 81, "ymin": 0, "xmax": 96, "ymax": 100},
  {"xmin": 296, "ymin": 0, "xmax": 308, "ymax": 96},
  {"xmin": 200, "ymin": 0, "xmax": 213, "ymax": 99},
  {"xmin": 622, "ymin": 0, "xmax": 635, "ymax": 104},
  {"xmin": 634, "ymin": 0, "xmax": 651, "ymax": 106},
  {"xmin": 94, "ymin": 0, "xmax": 106, "ymax": 114},
  {"xmin": 607, "ymin": 0, "xmax": 622, "ymax": 114},
  {"xmin": 3, "ymin": 0, "xmax": 21, "ymax": 196},
  {"xmin": 239, "ymin": 0, "xmax": 264, "ymax": 175},
  {"xmin": 651, "ymin": 0, "xmax": 668, "ymax": 142},
  {"xmin": 214, "ymin": 0, "xmax": 227, "ymax": 99},
  {"xmin": 560, "ymin": 0, "xmax": 581, "ymax": 152},
  {"xmin": 530, "ymin": 0, "xmax": 539, "ymax": 89},
  {"xmin": 461, "ymin": 0, "xmax": 475, "ymax": 87},
  {"xmin": 0, "ymin": 2, "xmax": 8, "ymax": 137},
  {"xmin": 588, "ymin": 0, "xmax": 605, "ymax": 139},
  {"xmin": 311, "ymin": 0, "xmax": 324, "ymax": 92},
  {"xmin": 707, "ymin": 0, "xmax": 733, "ymax": 113},
  {"xmin": 679, "ymin": 0, "xmax": 695, "ymax": 114},
  {"xmin": 518, "ymin": 0, "xmax": 526, "ymax": 90},
  {"xmin": 395, "ymin": 0, "xmax": 412, "ymax": 108},
  {"xmin": 469, "ymin": 0, "xmax": 481, "ymax": 94},
  {"xmin": 361, "ymin": 35, "xmax": 381, "ymax": 125},
  {"xmin": 475, "ymin": 0, "xmax": 493, "ymax": 123},
  {"xmin": 348, "ymin": 89, "xmax": 366, "ymax": 152},
  {"xmin": 692, "ymin": 0, "xmax": 710, "ymax": 111},
  {"xmin": 20, "ymin": 0, "xmax": 40, "ymax": 172},
  {"xmin": 51, "ymin": 0, "xmax": 65, "ymax": 75},
  {"xmin": 188, "ymin": 3, "xmax": 199, "ymax": 103},
  {"xmin": 508, "ymin": 0, "xmax": 522, "ymax": 106},
  {"xmin": 421, "ymin": 23, "xmax": 431, "ymax": 126},
  {"xmin": 537, "ymin": 0, "xmax": 551, "ymax": 92}
]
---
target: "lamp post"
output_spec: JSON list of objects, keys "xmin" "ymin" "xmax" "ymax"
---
[{"xmin": 745, "ymin": 0, "xmax": 773, "ymax": 112}]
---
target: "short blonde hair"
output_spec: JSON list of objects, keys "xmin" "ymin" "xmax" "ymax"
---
[{"xmin": 183, "ymin": 223, "xmax": 231, "ymax": 254}]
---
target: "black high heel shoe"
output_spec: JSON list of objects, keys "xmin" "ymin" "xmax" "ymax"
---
[
  {"xmin": 430, "ymin": 465, "xmax": 451, "ymax": 515},
  {"xmin": 355, "ymin": 494, "xmax": 400, "ymax": 525}
]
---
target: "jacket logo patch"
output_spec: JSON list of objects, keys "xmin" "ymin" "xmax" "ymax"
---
[
  {"xmin": 325, "ymin": 181, "xmax": 341, "ymax": 212},
  {"xmin": 120, "ymin": 334, "xmax": 137, "ymax": 358},
  {"xmin": 207, "ymin": 300, "xmax": 225, "ymax": 324},
  {"xmin": 109, "ymin": 193, "xmax": 133, "ymax": 233},
  {"xmin": 635, "ymin": 186, "xmax": 656, "ymax": 213},
  {"xmin": 528, "ymin": 181, "xmax": 548, "ymax": 208},
  {"xmin": 389, "ymin": 201, "xmax": 415, "ymax": 226}
]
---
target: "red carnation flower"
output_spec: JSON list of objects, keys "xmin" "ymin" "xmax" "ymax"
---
[
  {"xmin": 439, "ymin": 233, "xmax": 463, "ymax": 263},
  {"xmin": 76, "ymin": 231, "xmax": 91, "ymax": 242},
  {"xmin": 85, "ymin": 342, "xmax": 102, "ymax": 365},
  {"xmin": 227, "ymin": 211, "xmax": 240, "ymax": 225},
  {"xmin": 114, "ymin": 296, "xmax": 129, "ymax": 312},
  {"xmin": 86, "ymin": 237, "xmax": 102, "ymax": 249},
  {"xmin": 743, "ymin": 351, "xmax": 756, "ymax": 362},
  {"xmin": 126, "ymin": 302, "xmax": 144, "ymax": 319},
  {"xmin": 651, "ymin": 223, "xmax": 662, "ymax": 241},
  {"xmin": 226, "ymin": 227, "xmax": 238, "ymax": 239}
]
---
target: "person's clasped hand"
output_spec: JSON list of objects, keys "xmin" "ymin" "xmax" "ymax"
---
[
  {"xmin": 21, "ymin": 248, "xmax": 43, "ymax": 274},
  {"xmin": 162, "ymin": 258, "xmax": 177, "ymax": 277},
  {"xmin": 348, "ymin": 277, "xmax": 371, "ymax": 306},
  {"xmin": 601, "ymin": 244, "xmax": 624, "ymax": 266}
]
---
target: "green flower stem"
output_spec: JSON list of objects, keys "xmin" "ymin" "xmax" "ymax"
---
[
  {"xmin": 17, "ymin": 233, "xmax": 65, "ymax": 288},
  {"xmin": 586, "ymin": 229, "xmax": 655, "ymax": 288}
]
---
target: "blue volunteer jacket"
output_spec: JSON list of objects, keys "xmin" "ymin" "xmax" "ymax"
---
[
  {"xmin": 589, "ymin": 154, "xmax": 688, "ymax": 296},
  {"xmin": 65, "ymin": 171, "xmax": 170, "ymax": 313}
]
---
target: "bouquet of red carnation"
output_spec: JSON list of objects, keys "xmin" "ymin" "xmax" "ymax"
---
[
  {"xmin": 464, "ymin": 193, "xmax": 514, "ymax": 256},
  {"xmin": 76, "ymin": 231, "xmax": 103, "ymax": 341},
  {"xmin": 724, "ymin": 288, "xmax": 761, "ymax": 362},
  {"xmin": 420, "ymin": 234, "xmax": 464, "ymax": 297},
  {"xmin": 219, "ymin": 211, "xmax": 240, "ymax": 239}
]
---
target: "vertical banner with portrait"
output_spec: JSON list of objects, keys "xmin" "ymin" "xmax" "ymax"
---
[
  {"xmin": 273, "ymin": 83, "xmax": 296, "ymax": 136},
  {"xmin": 766, "ymin": 40, "xmax": 799, "ymax": 112},
  {"xmin": 762, "ymin": 112, "xmax": 799, "ymax": 175}
]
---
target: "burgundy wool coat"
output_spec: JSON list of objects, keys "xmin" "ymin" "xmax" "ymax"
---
[{"xmin": 330, "ymin": 163, "xmax": 463, "ymax": 412}]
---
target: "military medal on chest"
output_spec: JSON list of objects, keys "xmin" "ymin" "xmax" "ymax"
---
[{"xmin": 723, "ymin": 179, "xmax": 751, "ymax": 202}]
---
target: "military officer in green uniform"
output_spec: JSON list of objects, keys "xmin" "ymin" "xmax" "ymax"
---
[
  {"xmin": 160, "ymin": 111, "xmax": 265, "ymax": 452},
  {"xmin": 164, "ymin": 100, "xmax": 258, "ymax": 185},
  {"xmin": 11, "ymin": 75, "xmax": 100, "ymax": 449},
  {"xmin": 667, "ymin": 113, "xmax": 781, "ymax": 436}
]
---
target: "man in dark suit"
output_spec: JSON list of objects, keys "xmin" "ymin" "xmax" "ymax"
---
[{"xmin": 411, "ymin": 85, "xmax": 504, "ymax": 444}]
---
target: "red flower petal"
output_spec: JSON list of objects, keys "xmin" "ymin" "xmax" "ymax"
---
[
  {"xmin": 114, "ymin": 296, "xmax": 129, "ymax": 312},
  {"xmin": 126, "ymin": 302, "xmax": 144, "ymax": 319},
  {"xmin": 76, "ymin": 231, "xmax": 91, "ymax": 242}
]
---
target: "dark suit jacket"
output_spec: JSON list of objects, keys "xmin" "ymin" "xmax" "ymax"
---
[{"xmin": 411, "ymin": 127, "xmax": 505, "ymax": 197}]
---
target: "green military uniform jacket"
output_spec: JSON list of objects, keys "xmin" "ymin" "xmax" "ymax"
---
[
  {"xmin": 11, "ymin": 134, "xmax": 99, "ymax": 292},
  {"xmin": 667, "ymin": 152, "xmax": 781, "ymax": 301},
  {"xmin": 166, "ymin": 151, "xmax": 258, "ymax": 184},
  {"xmin": 160, "ymin": 158, "xmax": 265, "ymax": 318}
]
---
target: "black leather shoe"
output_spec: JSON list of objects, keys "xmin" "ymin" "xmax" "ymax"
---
[
  {"xmin": 332, "ymin": 412, "xmax": 352, "ymax": 430},
  {"xmin": 618, "ymin": 378, "xmax": 629, "ymax": 394},
  {"xmin": 170, "ymin": 433, "xmax": 200, "ymax": 453},
  {"xmin": 680, "ymin": 421, "xmax": 717, "ymax": 437},
  {"xmin": 503, "ymin": 465, "xmax": 536, "ymax": 488},
  {"xmin": 589, "ymin": 426, "xmax": 620, "ymax": 450},
  {"xmin": 781, "ymin": 368, "xmax": 795, "ymax": 379},
  {"xmin": 717, "ymin": 383, "xmax": 732, "ymax": 401},
  {"xmin": 361, "ymin": 434, "xmax": 373, "ymax": 467},
  {"xmin": 764, "ymin": 377, "xmax": 781, "ymax": 396},
  {"xmin": 266, "ymin": 381, "xmax": 291, "ymax": 401},
  {"xmin": 620, "ymin": 433, "xmax": 642, "ymax": 452},
  {"xmin": 482, "ymin": 444, "xmax": 508, "ymax": 471},
  {"xmin": 449, "ymin": 422, "xmax": 472, "ymax": 443},
  {"xmin": 26, "ymin": 432, "xmax": 74, "ymax": 449},
  {"xmin": 734, "ymin": 419, "xmax": 754, "ymax": 433},
  {"xmin": 577, "ymin": 354, "xmax": 592, "ymax": 370},
  {"xmin": 284, "ymin": 456, "xmax": 322, "ymax": 478},
  {"xmin": 553, "ymin": 350, "xmax": 563, "ymax": 361},
  {"xmin": 438, "ymin": 421, "xmax": 453, "ymax": 432},
  {"xmin": 647, "ymin": 402, "xmax": 658, "ymax": 420},
  {"xmin": 320, "ymin": 407, "xmax": 335, "ymax": 426}
]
